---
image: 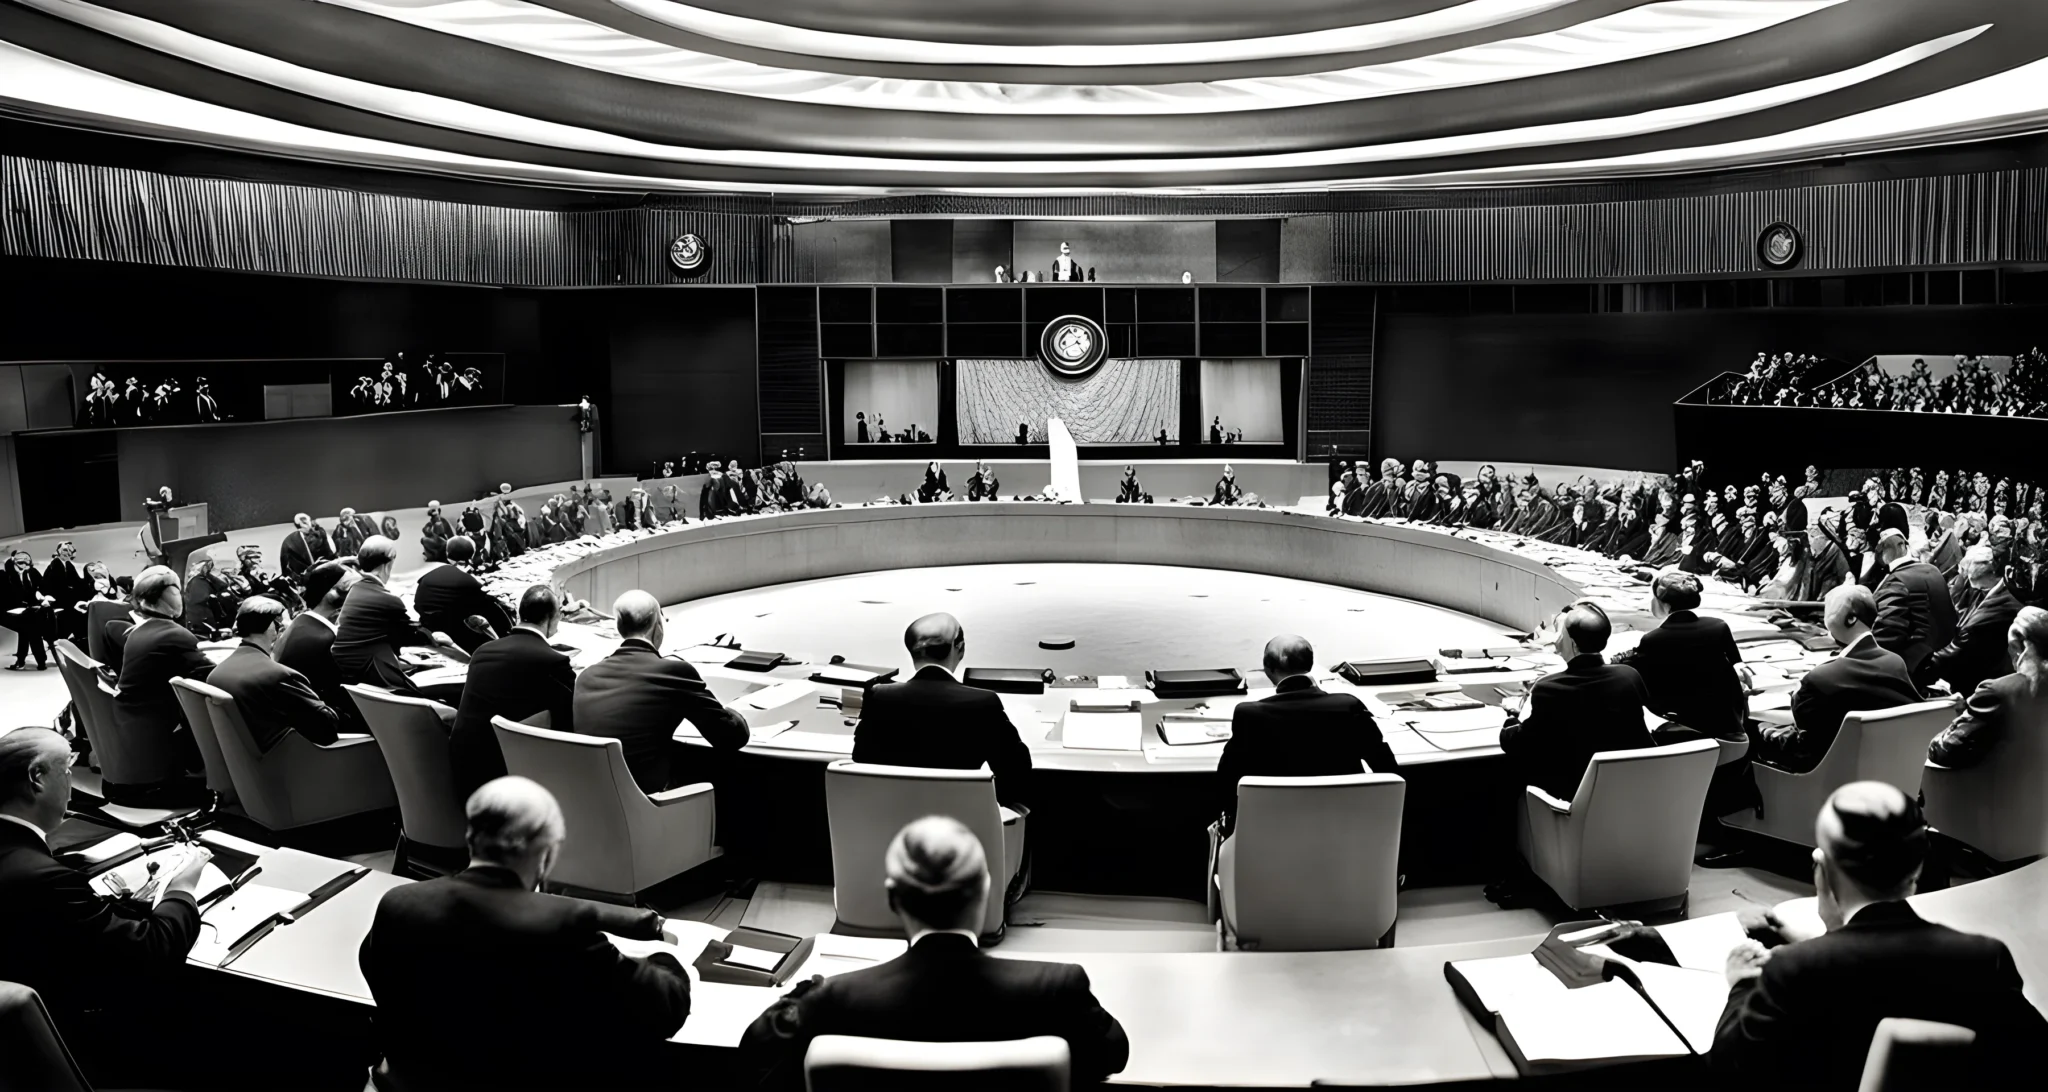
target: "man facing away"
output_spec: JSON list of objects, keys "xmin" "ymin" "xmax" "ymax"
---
[
  {"xmin": 1214, "ymin": 635, "xmax": 1396, "ymax": 834},
  {"xmin": 207, "ymin": 596, "xmax": 340, "ymax": 753},
  {"xmin": 277, "ymin": 560, "xmax": 372, "ymax": 734},
  {"xmin": 360, "ymin": 776, "xmax": 692, "ymax": 1091},
  {"xmin": 1870, "ymin": 528, "xmax": 1958, "ymax": 677},
  {"xmin": 574, "ymin": 590, "xmax": 749, "ymax": 794},
  {"xmin": 737, "ymin": 816, "xmax": 1128, "ymax": 1089},
  {"xmin": 1712, "ymin": 782, "xmax": 2047, "ymax": 1089},
  {"xmin": 1752, "ymin": 584, "xmax": 1920, "ymax": 773},
  {"xmin": 1499, "ymin": 600, "xmax": 1654, "ymax": 803},
  {"xmin": 331, "ymin": 536, "xmax": 466, "ymax": 699},
  {"xmin": 413, "ymin": 535, "xmax": 511, "ymax": 656},
  {"xmin": 449, "ymin": 586, "xmax": 577, "ymax": 801}
]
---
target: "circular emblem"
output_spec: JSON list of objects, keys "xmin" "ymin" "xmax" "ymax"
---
[
  {"xmin": 1756, "ymin": 223, "xmax": 1802, "ymax": 270},
  {"xmin": 667, "ymin": 233, "xmax": 710, "ymax": 275},
  {"xmin": 1038, "ymin": 315, "xmax": 1108, "ymax": 378}
]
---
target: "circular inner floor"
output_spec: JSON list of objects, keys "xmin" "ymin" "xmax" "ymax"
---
[{"xmin": 660, "ymin": 562, "xmax": 1512, "ymax": 677}]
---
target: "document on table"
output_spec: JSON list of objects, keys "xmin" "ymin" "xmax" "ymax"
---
[
  {"xmin": 748, "ymin": 729, "xmax": 857, "ymax": 755},
  {"xmin": 724, "ymin": 944, "xmax": 784, "ymax": 972},
  {"xmin": 678, "ymin": 644, "xmax": 745, "ymax": 666},
  {"xmin": 1403, "ymin": 707, "xmax": 1505, "ymax": 734},
  {"xmin": 1619, "ymin": 962, "xmax": 1729, "ymax": 1055},
  {"xmin": 1652, "ymin": 912, "xmax": 1751, "ymax": 973},
  {"xmin": 1497, "ymin": 979, "xmax": 1689, "ymax": 1066},
  {"xmin": 1062, "ymin": 710, "xmax": 1142, "ymax": 751},
  {"xmin": 800, "ymin": 934, "xmax": 907, "ymax": 979},
  {"xmin": 1157, "ymin": 714, "xmax": 1233, "ymax": 746},
  {"xmin": 188, "ymin": 884, "xmax": 311, "ymax": 967},
  {"xmin": 725, "ymin": 679, "xmax": 819, "ymax": 725}
]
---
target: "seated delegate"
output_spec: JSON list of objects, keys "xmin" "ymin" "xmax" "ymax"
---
[
  {"xmin": 413, "ymin": 535, "xmax": 512, "ymax": 655},
  {"xmin": 1752, "ymin": 584, "xmax": 1920, "ymax": 773},
  {"xmin": 1927, "ymin": 605, "xmax": 2048, "ymax": 768},
  {"xmin": 738, "ymin": 816, "xmax": 1129, "ymax": 1089},
  {"xmin": 449, "ymin": 586, "xmax": 578, "ymax": 801},
  {"xmin": 853, "ymin": 612, "xmax": 1034, "ymax": 810},
  {"xmin": 1713, "ymin": 782, "xmax": 2048, "ymax": 1088},
  {"xmin": 207, "ymin": 596, "xmax": 341, "ymax": 752},
  {"xmin": 331, "ymin": 536, "xmax": 465, "ymax": 699},
  {"xmin": 574, "ymin": 589, "xmax": 750, "ymax": 793},
  {"xmin": 360, "ymin": 776, "xmax": 692, "ymax": 1091},
  {"xmin": 1920, "ymin": 545, "xmax": 2023, "ymax": 693},
  {"xmin": 108, "ymin": 565, "xmax": 212, "ymax": 803},
  {"xmin": 1499, "ymin": 600, "xmax": 1653, "ymax": 803},
  {"xmin": 1215, "ymin": 634, "xmax": 1396, "ymax": 834}
]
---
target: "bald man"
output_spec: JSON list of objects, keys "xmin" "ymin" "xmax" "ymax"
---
[
  {"xmin": 574, "ymin": 590, "xmax": 749, "ymax": 793},
  {"xmin": 1754, "ymin": 584, "xmax": 1919, "ymax": 773},
  {"xmin": 0, "ymin": 728, "xmax": 210, "ymax": 1083},
  {"xmin": 1214, "ymin": 635, "xmax": 1396, "ymax": 833},
  {"xmin": 739, "ymin": 817, "xmax": 1128, "ymax": 1090},
  {"xmin": 1919, "ymin": 544, "xmax": 2022, "ymax": 693},
  {"xmin": 361, "ymin": 777, "xmax": 690, "ymax": 1090},
  {"xmin": 853, "ymin": 613, "xmax": 1033, "ymax": 808},
  {"xmin": 1712, "ymin": 783, "xmax": 2047, "ymax": 1088}
]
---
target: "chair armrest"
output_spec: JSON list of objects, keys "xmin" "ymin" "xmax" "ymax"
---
[
  {"xmin": 648, "ymin": 781, "xmax": 714, "ymax": 807},
  {"xmin": 428, "ymin": 701, "xmax": 457, "ymax": 723},
  {"xmin": 313, "ymin": 733, "xmax": 379, "ymax": 750},
  {"xmin": 1525, "ymin": 786, "xmax": 1573, "ymax": 814}
]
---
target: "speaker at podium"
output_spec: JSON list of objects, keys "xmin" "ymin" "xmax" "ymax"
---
[{"xmin": 140, "ymin": 498, "xmax": 224, "ymax": 577}]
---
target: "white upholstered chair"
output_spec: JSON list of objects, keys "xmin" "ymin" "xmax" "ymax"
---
[
  {"xmin": 1922, "ymin": 707, "xmax": 2048, "ymax": 864},
  {"xmin": 1215, "ymin": 772, "xmax": 1405, "ymax": 951},
  {"xmin": 1857, "ymin": 1018, "xmax": 1976, "ymax": 1092},
  {"xmin": 822, "ymin": 761, "xmax": 1011, "ymax": 940},
  {"xmin": 805, "ymin": 1034, "xmax": 1069, "ymax": 1092},
  {"xmin": 346, "ymin": 684, "xmax": 469, "ymax": 876},
  {"xmin": 169, "ymin": 674, "xmax": 237, "ymax": 803},
  {"xmin": 1724, "ymin": 699, "xmax": 1957, "ymax": 847},
  {"xmin": 492, "ymin": 716, "xmax": 720, "ymax": 902},
  {"xmin": 1518, "ymin": 737, "xmax": 1719, "ymax": 912},
  {"xmin": 172, "ymin": 677, "xmax": 396, "ymax": 831}
]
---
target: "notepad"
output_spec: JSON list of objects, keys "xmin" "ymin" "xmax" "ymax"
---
[
  {"xmin": 724, "ymin": 944, "xmax": 784, "ymax": 972},
  {"xmin": 678, "ymin": 644, "xmax": 745, "ymax": 665},
  {"xmin": 727, "ymin": 680, "xmax": 817, "ymax": 721},
  {"xmin": 1617, "ymin": 962, "xmax": 1729, "ymax": 1055},
  {"xmin": 1062, "ymin": 710, "xmax": 1142, "ymax": 751},
  {"xmin": 1650, "ymin": 912, "xmax": 1751, "ymax": 974},
  {"xmin": 1493, "ymin": 979, "xmax": 1689, "ymax": 1070},
  {"xmin": 188, "ymin": 884, "xmax": 309, "ymax": 967},
  {"xmin": 1157, "ymin": 715, "xmax": 1233, "ymax": 746}
]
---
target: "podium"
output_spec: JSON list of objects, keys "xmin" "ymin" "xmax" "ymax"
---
[
  {"xmin": 143, "ymin": 502, "xmax": 223, "ymax": 576},
  {"xmin": 156, "ymin": 503, "xmax": 209, "ymax": 541}
]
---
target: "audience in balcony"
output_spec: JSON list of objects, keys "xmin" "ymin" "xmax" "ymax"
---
[{"xmin": 1711, "ymin": 347, "xmax": 2048, "ymax": 416}]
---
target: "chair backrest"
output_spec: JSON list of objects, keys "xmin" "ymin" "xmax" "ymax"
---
[
  {"xmin": 0, "ymin": 981, "xmax": 92, "ymax": 1092},
  {"xmin": 823, "ymin": 761, "xmax": 1007, "ymax": 938},
  {"xmin": 492, "ymin": 717, "xmax": 642, "ymax": 894},
  {"xmin": 805, "ymin": 1034, "xmax": 1069, "ymax": 1092},
  {"xmin": 179, "ymin": 676, "xmax": 301, "ymax": 829},
  {"xmin": 1922, "ymin": 690, "xmax": 2048, "ymax": 862},
  {"xmin": 1565, "ymin": 738, "xmax": 1721, "ymax": 902},
  {"xmin": 1857, "ymin": 1017, "xmax": 1976, "ymax": 1092},
  {"xmin": 84, "ymin": 600, "xmax": 128, "ymax": 666},
  {"xmin": 1846, "ymin": 700, "xmax": 1959, "ymax": 792},
  {"xmin": 57, "ymin": 639, "xmax": 180, "ymax": 787},
  {"xmin": 52, "ymin": 641, "xmax": 103, "ymax": 748},
  {"xmin": 170, "ymin": 676, "xmax": 237, "ymax": 801},
  {"xmin": 347, "ymin": 685, "xmax": 467, "ymax": 852},
  {"xmin": 1228, "ymin": 772, "xmax": 1406, "ymax": 950}
]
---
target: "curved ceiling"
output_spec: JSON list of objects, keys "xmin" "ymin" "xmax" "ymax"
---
[{"xmin": 0, "ymin": 0, "xmax": 2044, "ymax": 194}]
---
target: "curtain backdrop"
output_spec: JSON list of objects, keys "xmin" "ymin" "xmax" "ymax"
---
[
  {"xmin": 1200, "ymin": 359, "xmax": 1284, "ymax": 442},
  {"xmin": 956, "ymin": 358, "xmax": 1179, "ymax": 444},
  {"xmin": 842, "ymin": 360, "xmax": 938, "ymax": 443}
]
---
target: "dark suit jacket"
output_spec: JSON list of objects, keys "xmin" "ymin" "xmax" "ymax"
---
[
  {"xmin": 1873, "ymin": 559, "xmax": 1960, "ymax": 673},
  {"xmin": 277, "ymin": 528, "xmax": 331, "ymax": 579},
  {"xmin": 332, "ymin": 574, "xmax": 436, "ymax": 695},
  {"xmin": 419, "ymin": 515, "xmax": 456, "ymax": 562},
  {"xmin": 738, "ymin": 932, "xmax": 1129, "ymax": 1090},
  {"xmin": 111, "ymin": 615, "xmax": 214, "ymax": 739},
  {"xmin": 1712, "ymin": 901, "xmax": 2048, "ymax": 1090},
  {"xmin": 2, "ymin": 566, "xmax": 45, "ymax": 613},
  {"xmin": 359, "ymin": 865, "xmax": 689, "ymax": 1092},
  {"xmin": 207, "ymin": 641, "xmax": 340, "ymax": 752},
  {"xmin": 41, "ymin": 558, "xmax": 86, "ymax": 609},
  {"xmin": 1765, "ymin": 636, "xmax": 1921, "ymax": 773},
  {"xmin": 0, "ymin": 821, "xmax": 201, "ymax": 1025},
  {"xmin": 1921, "ymin": 581, "xmax": 2021, "ymax": 693},
  {"xmin": 412, "ymin": 564, "xmax": 511, "ymax": 654},
  {"xmin": 1928, "ymin": 671, "xmax": 2045, "ymax": 769},
  {"xmin": 275, "ymin": 612, "xmax": 363, "ymax": 732},
  {"xmin": 1216, "ymin": 676, "xmax": 1397, "ymax": 830},
  {"xmin": 853, "ymin": 665, "xmax": 1034, "ymax": 806},
  {"xmin": 1499, "ymin": 655, "xmax": 1654, "ymax": 800},
  {"xmin": 450, "ymin": 629, "xmax": 577, "ymax": 799},
  {"xmin": 1622, "ymin": 611, "xmax": 1747, "ymax": 740},
  {"xmin": 572, "ymin": 639, "xmax": 748, "ymax": 793}
]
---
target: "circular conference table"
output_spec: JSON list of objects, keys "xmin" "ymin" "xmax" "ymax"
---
[{"xmin": 519, "ymin": 501, "xmax": 1674, "ymax": 893}]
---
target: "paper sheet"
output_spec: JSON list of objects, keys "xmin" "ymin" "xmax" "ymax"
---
[
  {"xmin": 749, "ymin": 730, "xmax": 857, "ymax": 755},
  {"xmin": 679, "ymin": 644, "xmax": 745, "ymax": 665},
  {"xmin": 1062, "ymin": 711, "xmax": 1142, "ymax": 751},
  {"xmin": 188, "ymin": 884, "xmax": 308, "ymax": 966},
  {"xmin": 1653, "ymin": 912, "xmax": 1751, "ymax": 974},
  {"xmin": 1404, "ymin": 707, "xmax": 1507, "ymax": 735},
  {"xmin": 1498, "ymin": 979, "xmax": 1688, "ymax": 1063},
  {"xmin": 1157, "ymin": 715, "xmax": 1233, "ymax": 746},
  {"xmin": 728, "ymin": 680, "xmax": 818, "ymax": 722},
  {"xmin": 71, "ymin": 831, "xmax": 143, "ymax": 864},
  {"xmin": 1451, "ymin": 954, "xmax": 1568, "ymax": 1013},
  {"xmin": 724, "ymin": 944, "xmax": 784, "ymax": 972},
  {"xmin": 1623, "ymin": 962, "xmax": 1729, "ymax": 1055}
]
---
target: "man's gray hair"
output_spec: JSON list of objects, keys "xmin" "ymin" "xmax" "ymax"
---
[
  {"xmin": 0, "ymin": 727, "xmax": 67, "ymax": 801},
  {"xmin": 357, "ymin": 536, "xmax": 399, "ymax": 571},
  {"xmin": 464, "ymin": 776, "xmax": 565, "ymax": 864}
]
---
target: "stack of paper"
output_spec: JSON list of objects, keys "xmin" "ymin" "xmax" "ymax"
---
[
  {"xmin": 727, "ymin": 680, "xmax": 818, "ymax": 724},
  {"xmin": 1450, "ymin": 955, "xmax": 1689, "ymax": 1072},
  {"xmin": 1062, "ymin": 710, "xmax": 1142, "ymax": 751}
]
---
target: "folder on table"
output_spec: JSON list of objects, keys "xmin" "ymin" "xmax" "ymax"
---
[
  {"xmin": 963, "ymin": 667, "xmax": 1052, "ymax": 695},
  {"xmin": 1062, "ymin": 702, "xmax": 1142, "ymax": 751},
  {"xmin": 810, "ymin": 662, "xmax": 900, "ymax": 688},
  {"xmin": 1145, "ymin": 668, "xmax": 1245, "ymax": 699},
  {"xmin": 1335, "ymin": 657, "xmax": 1440, "ymax": 685},
  {"xmin": 727, "ymin": 649, "xmax": 788, "ymax": 671},
  {"xmin": 1445, "ymin": 955, "xmax": 1689, "ymax": 1075}
]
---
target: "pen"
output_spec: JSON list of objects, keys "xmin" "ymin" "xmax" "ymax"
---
[
  {"xmin": 289, "ymin": 866, "xmax": 370, "ymax": 920},
  {"xmin": 219, "ymin": 913, "xmax": 284, "ymax": 969},
  {"xmin": 198, "ymin": 865, "xmax": 262, "ymax": 913}
]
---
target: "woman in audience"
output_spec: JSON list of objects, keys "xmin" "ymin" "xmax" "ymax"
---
[{"xmin": 916, "ymin": 461, "xmax": 951, "ymax": 503}]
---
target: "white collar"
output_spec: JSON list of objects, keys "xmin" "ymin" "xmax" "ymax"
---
[
  {"xmin": 1840, "ymin": 631, "xmax": 1876, "ymax": 654},
  {"xmin": 0, "ymin": 813, "xmax": 49, "ymax": 846},
  {"xmin": 302, "ymin": 611, "xmax": 339, "ymax": 634},
  {"xmin": 915, "ymin": 663, "xmax": 959, "ymax": 683},
  {"xmin": 908, "ymin": 927, "xmax": 980, "ymax": 949},
  {"xmin": 1888, "ymin": 555, "xmax": 1916, "ymax": 571}
]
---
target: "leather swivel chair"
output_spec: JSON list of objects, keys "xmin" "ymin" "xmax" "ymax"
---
[
  {"xmin": 1857, "ymin": 1018, "xmax": 1976, "ymax": 1092},
  {"xmin": 346, "ymin": 684, "xmax": 468, "ymax": 877},
  {"xmin": 0, "ymin": 982, "xmax": 92, "ymax": 1092},
  {"xmin": 1518, "ymin": 738, "xmax": 1719, "ymax": 912},
  {"xmin": 1216, "ymin": 772, "xmax": 1405, "ymax": 951},
  {"xmin": 1922, "ymin": 700, "xmax": 2048, "ymax": 865},
  {"xmin": 492, "ymin": 717, "xmax": 720, "ymax": 902},
  {"xmin": 805, "ymin": 1034, "xmax": 1069, "ymax": 1092},
  {"xmin": 1725, "ymin": 699, "xmax": 1957, "ymax": 847},
  {"xmin": 822, "ymin": 761, "xmax": 1009, "ymax": 940},
  {"xmin": 173, "ymin": 677, "xmax": 396, "ymax": 831},
  {"xmin": 169, "ymin": 675, "xmax": 237, "ymax": 804},
  {"xmin": 54, "ymin": 640, "xmax": 186, "ymax": 792}
]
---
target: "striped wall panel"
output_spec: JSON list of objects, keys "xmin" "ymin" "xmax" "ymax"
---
[{"xmin": 1306, "ymin": 286, "xmax": 1375, "ymax": 456}]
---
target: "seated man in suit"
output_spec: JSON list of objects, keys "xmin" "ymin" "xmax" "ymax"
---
[
  {"xmin": 1499, "ymin": 600, "xmax": 1653, "ymax": 803},
  {"xmin": 332, "ymin": 537, "xmax": 466, "ymax": 700},
  {"xmin": 855, "ymin": 612, "xmax": 1034, "ymax": 898},
  {"xmin": 41, "ymin": 541, "xmax": 88, "ymax": 645},
  {"xmin": 276, "ymin": 560, "xmax": 371, "ymax": 733},
  {"xmin": 419, "ymin": 500, "xmax": 456, "ymax": 564},
  {"xmin": 450, "ymin": 586, "xmax": 577, "ymax": 800},
  {"xmin": 965, "ymin": 460, "xmax": 1001, "ymax": 501},
  {"xmin": 738, "ymin": 816, "xmax": 1128, "ymax": 1089},
  {"xmin": 1928, "ymin": 606, "xmax": 2047, "ymax": 769},
  {"xmin": 108, "ymin": 566, "xmax": 213, "ymax": 803},
  {"xmin": 1872, "ymin": 528, "xmax": 1958, "ymax": 677},
  {"xmin": 1614, "ymin": 570, "xmax": 1757, "ymax": 821},
  {"xmin": 1920, "ymin": 545, "xmax": 2023, "ymax": 693},
  {"xmin": 331, "ymin": 506, "xmax": 373, "ymax": 561},
  {"xmin": 1116, "ymin": 464, "xmax": 1147, "ymax": 504},
  {"xmin": 1210, "ymin": 464, "xmax": 1244, "ymax": 506},
  {"xmin": 1215, "ymin": 634, "xmax": 1396, "ymax": 833},
  {"xmin": 573, "ymin": 590, "xmax": 748, "ymax": 794},
  {"xmin": 413, "ymin": 535, "xmax": 511, "ymax": 656},
  {"xmin": 207, "ymin": 596, "xmax": 340, "ymax": 752},
  {"xmin": 1754, "ymin": 584, "xmax": 1920, "ymax": 773},
  {"xmin": 0, "ymin": 728, "xmax": 211, "ymax": 1087},
  {"xmin": 278, "ymin": 512, "xmax": 333, "ymax": 581},
  {"xmin": 1712, "ymin": 782, "xmax": 2048, "ymax": 1088},
  {"xmin": 360, "ymin": 776, "xmax": 692, "ymax": 1091}
]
